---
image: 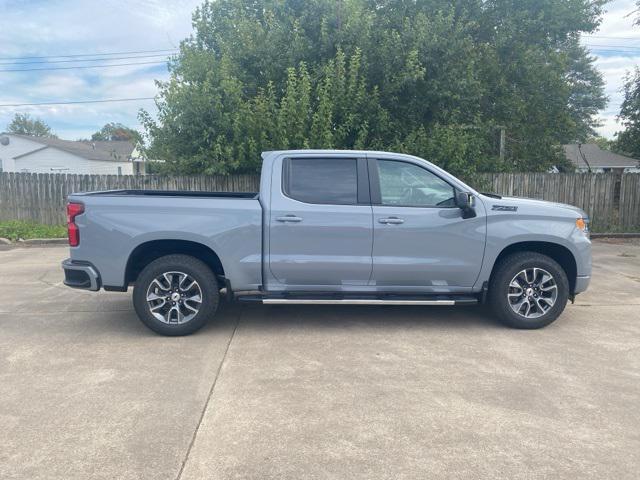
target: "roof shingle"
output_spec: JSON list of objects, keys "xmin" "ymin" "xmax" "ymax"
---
[
  {"xmin": 563, "ymin": 144, "xmax": 639, "ymax": 169},
  {"xmin": 10, "ymin": 134, "xmax": 135, "ymax": 162}
]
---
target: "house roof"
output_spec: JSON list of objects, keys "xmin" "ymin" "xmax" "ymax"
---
[
  {"xmin": 563, "ymin": 144, "xmax": 639, "ymax": 169},
  {"xmin": 7, "ymin": 133, "xmax": 135, "ymax": 162}
]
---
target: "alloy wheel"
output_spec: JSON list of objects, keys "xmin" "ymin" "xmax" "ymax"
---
[
  {"xmin": 507, "ymin": 267, "xmax": 558, "ymax": 319},
  {"xmin": 145, "ymin": 271, "xmax": 202, "ymax": 324}
]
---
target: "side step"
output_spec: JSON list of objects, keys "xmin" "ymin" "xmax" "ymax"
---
[
  {"xmin": 263, "ymin": 298, "xmax": 457, "ymax": 305},
  {"xmin": 236, "ymin": 294, "xmax": 478, "ymax": 306}
]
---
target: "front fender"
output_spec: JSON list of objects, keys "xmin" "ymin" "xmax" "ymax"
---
[{"xmin": 474, "ymin": 214, "xmax": 591, "ymax": 290}]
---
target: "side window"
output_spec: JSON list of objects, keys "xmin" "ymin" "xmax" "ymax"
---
[
  {"xmin": 285, "ymin": 158, "xmax": 358, "ymax": 205},
  {"xmin": 376, "ymin": 160, "xmax": 455, "ymax": 207}
]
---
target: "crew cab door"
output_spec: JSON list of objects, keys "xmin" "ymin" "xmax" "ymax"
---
[
  {"xmin": 268, "ymin": 156, "xmax": 373, "ymax": 288},
  {"xmin": 368, "ymin": 157, "xmax": 486, "ymax": 290}
]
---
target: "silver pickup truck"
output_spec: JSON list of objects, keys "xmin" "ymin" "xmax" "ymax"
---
[{"xmin": 62, "ymin": 150, "xmax": 591, "ymax": 335}]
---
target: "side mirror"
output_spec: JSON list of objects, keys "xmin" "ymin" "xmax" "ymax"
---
[
  {"xmin": 455, "ymin": 191, "xmax": 472, "ymax": 209},
  {"xmin": 455, "ymin": 191, "xmax": 476, "ymax": 218}
]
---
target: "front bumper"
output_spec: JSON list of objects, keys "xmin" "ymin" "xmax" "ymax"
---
[
  {"xmin": 574, "ymin": 275, "xmax": 591, "ymax": 294},
  {"xmin": 62, "ymin": 258, "xmax": 101, "ymax": 291}
]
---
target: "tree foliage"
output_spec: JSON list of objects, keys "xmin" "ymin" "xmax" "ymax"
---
[
  {"xmin": 91, "ymin": 122, "xmax": 142, "ymax": 143},
  {"xmin": 615, "ymin": 67, "xmax": 640, "ymax": 159},
  {"xmin": 6, "ymin": 113, "xmax": 56, "ymax": 138},
  {"xmin": 142, "ymin": 0, "xmax": 607, "ymax": 176},
  {"xmin": 585, "ymin": 135, "xmax": 613, "ymax": 151}
]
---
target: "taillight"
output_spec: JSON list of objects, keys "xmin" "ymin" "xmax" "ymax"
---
[{"xmin": 67, "ymin": 202, "xmax": 84, "ymax": 247}]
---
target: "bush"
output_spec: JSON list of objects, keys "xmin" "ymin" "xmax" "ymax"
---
[{"xmin": 0, "ymin": 221, "xmax": 67, "ymax": 241}]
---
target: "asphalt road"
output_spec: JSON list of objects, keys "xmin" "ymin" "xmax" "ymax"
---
[{"xmin": 0, "ymin": 239, "xmax": 638, "ymax": 480}]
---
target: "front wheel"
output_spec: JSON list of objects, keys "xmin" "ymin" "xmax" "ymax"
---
[
  {"xmin": 488, "ymin": 252, "xmax": 569, "ymax": 329},
  {"xmin": 133, "ymin": 254, "xmax": 219, "ymax": 336}
]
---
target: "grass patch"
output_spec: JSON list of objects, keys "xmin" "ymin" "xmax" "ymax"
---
[{"xmin": 0, "ymin": 220, "xmax": 67, "ymax": 241}]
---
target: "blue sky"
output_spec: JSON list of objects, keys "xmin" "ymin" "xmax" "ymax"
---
[{"xmin": 0, "ymin": 0, "xmax": 638, "ymax": 140}]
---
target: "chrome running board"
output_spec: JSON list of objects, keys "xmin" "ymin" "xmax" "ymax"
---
[{"xmin": 262, "ymin": 298, "xmax": 456, "ymax": 306}]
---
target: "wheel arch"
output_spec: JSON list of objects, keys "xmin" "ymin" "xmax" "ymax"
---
[
  {"xmin": 489, "ymin": 241, "xmax": 578, "ymax": 293},
  {"xmin": 125, "ymin": 239, "xmax": 226, "ymax": 286}
]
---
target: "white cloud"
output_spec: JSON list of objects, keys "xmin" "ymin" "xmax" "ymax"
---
[
  {"xmin": 595, "ymin": 113, "xmax": 624, "ymax": 139},
  {"xmin": 584, "ymin": 0, "xmax": 640, "ymax": 138},
  {"xmin": 0, "ymin": 0, "xmax": 200, "ymax": 139}
]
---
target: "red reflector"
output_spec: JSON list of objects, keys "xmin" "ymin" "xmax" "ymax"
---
[{"xmin": 66, "ymin": 202, "xmax": 84, "ymax": 247}]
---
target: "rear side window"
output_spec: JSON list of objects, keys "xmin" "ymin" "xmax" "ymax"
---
[{"xmin": 284, "ymin": 158, "xmax": 358, "ymax": 205}]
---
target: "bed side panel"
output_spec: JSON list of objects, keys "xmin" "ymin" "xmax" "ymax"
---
[{"xmin": 68, "ymin": 194, "xmax": 262, "ymax": 290}]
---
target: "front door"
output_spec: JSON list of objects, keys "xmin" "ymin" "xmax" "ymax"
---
[
  {"xmin": 369, "ymin": 158, "xmax": 486, "ymax": 290},
  {"xmin": 268, "ymin": 156, "xmax": 373, "ymax": 288}
]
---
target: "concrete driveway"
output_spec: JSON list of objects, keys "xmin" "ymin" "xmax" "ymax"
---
[{"xmin": 0, "ymin": 240, "xmax": 638, "ymax": 480}]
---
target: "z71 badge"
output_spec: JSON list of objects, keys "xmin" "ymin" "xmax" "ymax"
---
[{"xmin": 492, "ymin": 205, "xmax": 518, "ymax": 212}]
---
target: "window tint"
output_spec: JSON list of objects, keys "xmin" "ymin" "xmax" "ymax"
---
[
  {"xmin": 286, "ymin": 158, "xmax": 358, "ymax": 205},
  {"xmin": 377, "ymin": 160, "xmax": 455, "ymax": 207}
]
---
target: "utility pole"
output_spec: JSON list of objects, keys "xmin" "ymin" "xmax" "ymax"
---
[
  {"xmin": 577, "ymin": 143, "xmax": 592, "ymax": 173},
  {"xmin": 498, "ymin": 126, "xmax": 506, "ymax": 163}
]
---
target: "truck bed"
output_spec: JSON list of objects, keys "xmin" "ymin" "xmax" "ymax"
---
[
  {"xmin": 67, "ymin": 190, "xmax": 263, "ymax": 291},
  {"xmin": 75, "ymin": 189, "xmax": 259, "ymax": 199}
]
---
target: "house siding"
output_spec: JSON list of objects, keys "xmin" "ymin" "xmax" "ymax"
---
[
  {"xmin": 576, "ymin": 166, "xmax": 640, "ymax": 174},
  {"xmin": 12, "ymin": 147, "xmax": 133, "ymax": 174},
  {"xmin": 0, "ymin": 135, "xmax": 45, "ymax": 172},
  {"xmin": 0, "ymin": 134, "xmax": 133, "ymax": 174}
]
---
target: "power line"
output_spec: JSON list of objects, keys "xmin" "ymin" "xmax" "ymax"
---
[
  {"xmin": 588, "ymin": 50, "xmax": 640, "ymax": 54},
  {"xmin": 0, "ymin": 52, "xmax": 177, "ymax": 66},
  {"xmin": 585, "ymin": 44, "xmax": 640, "ymax": 49},
  {"xmin": 583, "ymin": 35, "xmax": 640, "ymax": 40},
  {"xmin": 0, "ymin": 60, "xmax": 168, "ymax": 72},
  {"xmin": 0, "ymin": 97, "xmax": 156, "ymax": 107},
  {"xmin": 588, "ymin": 49, "xmax": 640, "ymax": 55},
  {"xmin": 0, "ymin": 48, "xmax": 177, "ymax": 61}
]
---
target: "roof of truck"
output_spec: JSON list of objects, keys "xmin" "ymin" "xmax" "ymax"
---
[
  {"xmin": 261, "ymin": 150, "xmax": 478, "ymax": 195},
  {"xmin": 262, "ymin": 149, "xmax": 406, "ymax": 157}
]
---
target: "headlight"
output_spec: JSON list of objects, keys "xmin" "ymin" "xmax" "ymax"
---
[{"xmin": 576, "ymin": 217, "xmax": 590, "ymax": 238}]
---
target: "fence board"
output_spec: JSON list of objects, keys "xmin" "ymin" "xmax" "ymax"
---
[
  {"xmin": 467, "ymin": 173, "xmax": 638, "ymax": 232},
  {"xmin": 0, "ymin": 172, "xmax": 638, "ymax": 231},
  {"xmin": 0, "ymin": 172, "xmax": 260, "ymax": 226},
  {"xmin": 620, "ymin": 174, "xmax": 640, "ymax": 231}
]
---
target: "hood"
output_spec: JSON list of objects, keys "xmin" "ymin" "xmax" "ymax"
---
[{"xmin": 482, "ymin": 195, "xmax": 587, "ymax": 218}]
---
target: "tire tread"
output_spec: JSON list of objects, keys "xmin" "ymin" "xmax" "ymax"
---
[
  {"xmin": 488, "ymin": 251, "xmax": 569, "ymax": 329},
  {"xmin": 132, "ymin": 254, "xmax": 219, "ymax": 336}
]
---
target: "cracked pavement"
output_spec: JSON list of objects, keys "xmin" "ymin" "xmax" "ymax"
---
[{"xmin": 0, "ymin": 239, "xmax": 639, "ymax": 480}]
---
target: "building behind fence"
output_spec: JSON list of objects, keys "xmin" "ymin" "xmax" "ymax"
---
[{"xmin": 0, "ymin": 171, "xmax": 638, "ymax": 232}]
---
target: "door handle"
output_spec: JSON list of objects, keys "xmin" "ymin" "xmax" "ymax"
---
[
  {"xmin": 378, "ymin": 217, "xmax": 404, "ymax": 225},
  {"xmin": 276, "ymin": 215, "xmax": 303, "ymax": 223}
]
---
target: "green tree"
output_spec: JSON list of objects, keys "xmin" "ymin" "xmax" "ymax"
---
[
  {"xmin": 614, "ymin": 5, "xmax": 640, "ymax": 158},
  {"xmin": 6, "ymin": 113, "xmax": 56, "ymax": 138},
  {"xmin": 614, "ymin": 68, "xmax": 640, "ymax": 158},
  {"xmin": 585, "ymin": 135, "xmax": 613, "ymax": 151},
  {"xmin": 142, "ymin": 0, "xmax": 608, "ymax": 176},
  {"xmin": 91, "ymin": 123, "xmax": 142, "ymax": 143}
]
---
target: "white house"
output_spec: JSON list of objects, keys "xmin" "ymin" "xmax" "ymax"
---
[
  {"xmin": 0, "ymin": 133, "xmax": 150, "ymax": 175},
  {"xmin": 563, "ymin": 144, "xmax": 640, "ymax": 174}
]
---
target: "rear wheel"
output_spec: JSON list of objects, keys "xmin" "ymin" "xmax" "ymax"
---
[
  {"xmin": 488, "ymin": 252, "xmax": 569, "ymax": 329},
  {"xmin": 133, "ymin": 254, "xmax": 219, "ymax": 336}
]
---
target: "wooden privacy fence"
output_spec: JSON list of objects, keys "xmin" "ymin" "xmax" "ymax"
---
[
  {"xmin": 0, "ymin": 171, "xmax": 638, "ymax": 231},
  {"xmin": 0, "ymin": 173, "xmax": 260, "ymax": 226},
  {"xmin": 468, "ymin": 173, "xmax": 640, "ymax": 232}
]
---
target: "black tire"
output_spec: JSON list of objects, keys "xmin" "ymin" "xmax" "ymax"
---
[
  {"xmin": 133, "ymin": 254, "xmax": 219, "ymax": 336},
  {"xmin": 488, "ymin": 252, "xmax": 569, "ymax": 329}
]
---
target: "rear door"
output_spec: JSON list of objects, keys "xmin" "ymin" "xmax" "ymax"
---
[
  {"xmin": 369, "ymin": 157, "xmax": 486, "ymax": 290},
  {"xmin": 268, "ymin": 156, "xmax": 373, "ymax": 287}
]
